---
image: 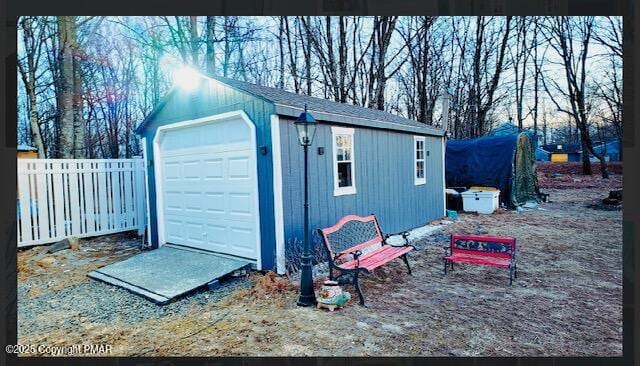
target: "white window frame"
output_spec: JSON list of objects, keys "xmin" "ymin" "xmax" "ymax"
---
[
  {"xmin": 414, "ymin": 136, "xmax": 426, "ymax": 185},
  {"xmin": 332, "ymin": 126, "xmax": 356, "ymax": 196}
]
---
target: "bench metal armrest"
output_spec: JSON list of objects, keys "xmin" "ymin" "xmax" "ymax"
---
[
  {"xmin": 443, "ymin": 246, "xmax": 451, "ymax": 256},
  {"xmin": 383, "ymin": 231, "xmax": 411, "ymax": 247},
  {"xmin": 333, "ymin": 249, "xmax": 362, "ymax": 261},
  {"xmin": 349, "ymin": 250, "xmax": 363, "ymax": 268}
]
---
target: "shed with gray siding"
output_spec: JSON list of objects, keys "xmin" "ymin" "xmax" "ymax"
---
[{"xmin": 136, "ymin": 73, "xmax": 445, "ymax": 274}]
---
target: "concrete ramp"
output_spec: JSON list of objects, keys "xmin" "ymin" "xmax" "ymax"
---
[{"xmin": 88, "ymin": 245, "xmax": 251, "ymax": 304}]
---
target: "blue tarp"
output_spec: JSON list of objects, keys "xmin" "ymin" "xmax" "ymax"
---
[{"xmin": 445, "ymin": 135, "xmax": 518, "ymax": 205}]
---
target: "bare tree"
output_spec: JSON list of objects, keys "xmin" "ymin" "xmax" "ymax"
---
[
  {"xmin": 469, "ymin": 16, "xmax": 513, "ymax": 137},
  {"xmin": 56, "ymin": 16, "xmax": 76, "ymax": 158},
  {"xmin": 540, "ymin": 16, "xmax": 609, "ymax": 177},
  {"xmin": 17, "ymin": 16, "xmax": 47, "ymax": 157}
]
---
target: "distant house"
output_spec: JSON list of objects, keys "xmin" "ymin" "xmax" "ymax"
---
[
  {"xmin": 542, "ymin": 143, "xmax": 582, "ymax": 162},
  {"xmin": 135, "ymin": 74, "xmax": 446, "ymax": 273},
  {"xmin": 17, "ymin": 144, "xmax": 37, "ymax": 159},
  {"xmin": 592, "ymin": 140, "xmax": 621, "ymax": 161}
]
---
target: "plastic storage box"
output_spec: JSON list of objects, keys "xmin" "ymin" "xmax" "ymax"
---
[{"xmin": 461, "ymin": 189, "xmax": 500, "ymax": 214}]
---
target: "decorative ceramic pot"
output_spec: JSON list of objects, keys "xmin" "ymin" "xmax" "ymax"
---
[{"xmin": 317, "ymin": 280, "xmax": 351, "ymax": 307}]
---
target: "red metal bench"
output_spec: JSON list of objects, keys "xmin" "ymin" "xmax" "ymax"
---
[
  {"xmin": 317, "ymin": 214, "xmax": 415, "ymax": 306},
  {"xmin": 444, "ymin": 234, "xmax": 518, "ymax": 285}
]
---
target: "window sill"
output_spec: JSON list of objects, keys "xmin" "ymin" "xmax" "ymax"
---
[
  {"xmin": 414, "ymin": 179, "xmax": 426, "ymax": 186},
  {"xmin": 334, "ymin": 187, "xmax": 357, "ymax": 196}
]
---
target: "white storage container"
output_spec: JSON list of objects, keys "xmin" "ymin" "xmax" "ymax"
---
[{"xmin": 461, "ymin": 189, "xmax": 500, "ymax": 214}]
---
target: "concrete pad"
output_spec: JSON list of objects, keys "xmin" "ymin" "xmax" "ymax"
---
[{"xmin": 88, "ymin": 245, "xmax": 250, "ymax": 305}]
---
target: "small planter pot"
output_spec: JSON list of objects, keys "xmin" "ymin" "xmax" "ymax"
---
[{"xmin": 316, "ymin": 280, "xmax": 350, "ymax": 311}]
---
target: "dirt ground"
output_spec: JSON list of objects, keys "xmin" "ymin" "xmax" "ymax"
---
[{"xmin": 17, "ymin": 165, "xmax": 622, "ymax": 356}]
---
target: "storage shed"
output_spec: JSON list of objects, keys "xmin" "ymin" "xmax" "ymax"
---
[
  {"xmin": 17, "ymin": 144, "xmax": 38, "ymax": 159},
  {"xmin": 542, "ymin": 143, "xmax": 582, "ymax": 162},
  {"xmin": 135, "ymin": 73, "xmax": 446, "ymax": 274}
]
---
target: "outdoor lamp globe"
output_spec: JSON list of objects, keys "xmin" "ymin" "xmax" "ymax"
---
[{"xmin": 294, "ymin": 106, "xmax": 317, "ymax": 146}]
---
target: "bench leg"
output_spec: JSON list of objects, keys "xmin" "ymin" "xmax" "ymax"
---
[
  {"xmin": 444, "ymin": 258, "xmax": 448, "ymax": 275},
  {"xmin": 401, "ymin": 254, "xmax": 412, "ymax": 275},
  {"xmin": 451, "ymin": 261, "xmax": 454, "ymax": 271},
  {"xmin": 509, "ymin": 266, "xmax": 514, "ymax": 285},
  {"xmin": 353, "ymin": 273, "xmax": 365, "ymax": 306},
  {"xmin": 514, "ymin": 264, "xmax": 518, "ymax": 279}
]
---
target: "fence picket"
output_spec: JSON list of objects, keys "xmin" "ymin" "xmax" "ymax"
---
[
  {"xmin": 34, "ymin": 162, "xmax": 50, "ymax": 241},
  {"xmin": 17, "ymin": 158, "xmax": 146, "ymax": 247},
  {"xmin": 123, "ymin": 164, "xmax": 133, "ymax": 228},
  {"xmin": 68, "ymin": 162, "xmax": 81, "ymax": 236},
  {"xmin": 134, "ymin": 159, "xmax": 146, "ymax": 235},
  {"xmin": 83, "ymin": 163, "xmax": 97, "ymax": 235},
  {"xmin": 111, "ymin": 163, "xmax": 122, "ymax": 229},
  {"xmin": 98, "ymin": 166, "xmax": 109, "ymax": 232},
  {"xmin": 51, "ymin": 163, "xmax": 65, "ymax": 238},
  {"xmin": 17, "ymin": 161, "xmax": 33, "ymax": 244}
]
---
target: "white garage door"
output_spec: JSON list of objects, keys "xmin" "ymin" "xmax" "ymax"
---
[{"xmin": 157, "ymin": 116, "xmax": 260, "ymax": 261}]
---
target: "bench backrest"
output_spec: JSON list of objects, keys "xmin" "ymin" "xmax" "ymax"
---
[
  {"xmin": 318, "ymin": 214, "xmax": 383, "ymax": 258},
  {"xmin": 450, "ymin": 234, "xmax": 516, "ymax": 259}
]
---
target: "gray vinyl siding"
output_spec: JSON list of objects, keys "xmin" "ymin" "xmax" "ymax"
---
[
  {"xmin": 279, "ymin": 116, "xmax": 445, "ymax": 246},
  {"xmin": 138, "ymin": 81, "xmax": 278, "ymax": 270}
]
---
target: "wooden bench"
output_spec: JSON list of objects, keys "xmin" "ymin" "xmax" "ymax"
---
[
  {"xmin": 317, "ymin": 214, "xmax": 415, "ymax": 306},
  {"xmin": 444, "ymin": 234, "xmax": 518, "ymax": 285}
]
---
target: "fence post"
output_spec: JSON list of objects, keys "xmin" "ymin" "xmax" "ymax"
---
[{"xmin": 134, "ymin": 157, "xmax": 146, "ymax": 236}]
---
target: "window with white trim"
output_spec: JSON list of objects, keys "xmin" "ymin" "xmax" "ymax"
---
[
  {"xmin": 414, "ymin": 136, "xmax": 426, "ymax": 185},
  {"xmin": 332, "ymin": 126, "xmax": 356, "ymax": 196}
]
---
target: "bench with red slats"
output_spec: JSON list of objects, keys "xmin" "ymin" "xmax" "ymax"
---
[
  {"xmin": 444, "ymin": 234, "xmax": 518, "ymax": 285},
  {"xmin": 317, "ymin": 214, "xmax": 415, "ymax": 306}
]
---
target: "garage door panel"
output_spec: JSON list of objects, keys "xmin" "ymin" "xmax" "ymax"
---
[
  {"xmin": 183, "ymin": 194, "xmax": 204, "ymax": 213},
  {"xmin": 203, "ymin": 159, "xmax": 224, "ymax": 180},
  {"xmin": 203, "ymin": 192, "xmax": 226, "ymax": 214},
  {"xmin": 166, "ymin": 219, "xmax": 186, "ymax": 242},
  {"xmin": 163, "ymin": 161, "xmax": 182, "ymax": 181},
  {"xmin": 228, "ymin": 225, "xmax": 257, "ymax": 254},
  {"xmin": 164, "ymin": 190, "xmax": 184, "ymax": 211},
  {"xmin": 228, "ymin": 156, "xmax": 250, "ymax": 179},
  {"xmin": 225, "ymin": 120, "xmax": 251, "ymax": 143},
  {"xmin": 185, "ymin": 222, "xmax": 206, "ymax": 244},
  {"xmin": 182, "ymin": 160, "xmax": 203, "ymax": 180},
  {"xmin": 228, "ymin": 192, "xmax": 253, "ymax": 216},
  {"xmin": 206, "ymin": 224, "xmax": 228, "ymax": 251},
  {"xmin": 158, "ymin": 116, "xmax": 259, "ymax": 261}
]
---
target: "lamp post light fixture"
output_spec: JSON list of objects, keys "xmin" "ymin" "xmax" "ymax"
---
[{"xmin": 295, "ymin": 104, "xmax": 318, "ymax": 307}]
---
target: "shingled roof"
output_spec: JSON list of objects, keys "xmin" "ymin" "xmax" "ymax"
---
[
  {"xmin": 137, "ymin": 73, "xmax": 444, "ymax": 136},
  {"xmin": 208, "ymin": 75, "xmax": 443, "ymax": 136}
]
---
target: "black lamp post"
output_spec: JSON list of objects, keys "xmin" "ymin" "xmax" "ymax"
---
[{"xmin": 295, "ymin": 104, "xmax": 318, "ymax": 307}]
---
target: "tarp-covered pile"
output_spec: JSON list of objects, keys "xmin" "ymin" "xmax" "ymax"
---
[{"xmin": 445, "ymin": 133, "xmax": 542, "ymax": 207}]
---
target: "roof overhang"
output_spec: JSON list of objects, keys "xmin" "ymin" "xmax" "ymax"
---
[{"xmin": 274, "ymin": 104, "xmax": 445, "ymax": 137}]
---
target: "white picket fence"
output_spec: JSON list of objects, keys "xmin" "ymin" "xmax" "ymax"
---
[{"xmin": 17, "ymin": 158, "xmax": 147, "ymax": 247}]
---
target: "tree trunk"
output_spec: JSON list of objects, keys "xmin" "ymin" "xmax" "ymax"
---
[
  {"xmin": 205, "ymin": 16, "xmax": 216, "ymax": 74},
  {"xmin": 71, "ymin": 21, "xmax": 85, "ymax": 159},
  {"xmin": 57, "ymin": 16, "xmax": 75, "ymax": 158},
  {"xmin": 18, "ymin": 17, "xmax": 46, "ymax": 158},
  {"xmin": 189, "ymin": 16, "xmax": 199, "ymax": 67},
  {"xmin": 278, "ymin": 17, "xmax": 285, "ymax": 89},
  {"xmin": 305, "ymin": 16, "xmax": 312, "ymax": 95}
]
